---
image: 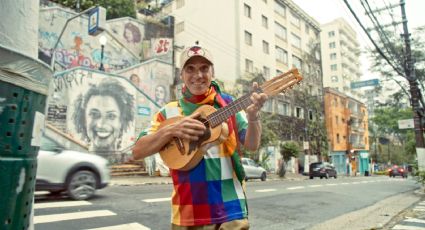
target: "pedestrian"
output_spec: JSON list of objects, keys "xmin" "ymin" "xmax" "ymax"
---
[{"xmin": 132, "ymin": 44, "xmax": 267, "ymax": 229}]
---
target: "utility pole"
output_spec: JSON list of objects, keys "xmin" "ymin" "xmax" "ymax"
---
[{"xmin": 400, "ymin": 0, "xmax": 425, "ymax": 168}]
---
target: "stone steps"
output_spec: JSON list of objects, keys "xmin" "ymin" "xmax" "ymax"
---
[{"xmin": 111, "ymin": 164, "xmax": 147, "ymax": 177}]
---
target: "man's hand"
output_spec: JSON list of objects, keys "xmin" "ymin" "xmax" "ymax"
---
[
  {"xmin": 246, "ymin": 82, "xmax": 268, "ymax": 121},
  {"xmin": 170, "ymin": 112, "xmax": 206, "ymax": 140}
]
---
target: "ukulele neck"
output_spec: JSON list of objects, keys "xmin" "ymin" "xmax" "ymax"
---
[{"xmin": 207, "ymin": 91, "xmax": 258, "ymax": 128}]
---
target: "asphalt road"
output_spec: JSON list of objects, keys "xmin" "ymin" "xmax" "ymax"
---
[{"xmin": 34, "ymin": 175, "xmax": 420, "ymax": 230}]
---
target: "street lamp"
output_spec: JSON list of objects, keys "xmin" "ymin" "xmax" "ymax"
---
[{"xmin": 99, "ymin": 35, "xmax": 107, "ymax": 71}]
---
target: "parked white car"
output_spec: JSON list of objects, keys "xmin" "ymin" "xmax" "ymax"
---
[
  {"xmin": 241, "ymin": 157, "xmax": 267, "ymax": 181},
  {"xmin": 36, "ymin": 136, "xmax": 111, "ymax": 200}
]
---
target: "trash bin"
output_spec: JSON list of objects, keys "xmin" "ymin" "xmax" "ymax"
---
[{"xmin": 0, "ymin": 45, "xmax": 52, "ymax": 230}]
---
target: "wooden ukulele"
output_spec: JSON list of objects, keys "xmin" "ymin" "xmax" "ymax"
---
[{"xmin": 159, "ymin": 68, "xmax": 303, "ymax": 171}]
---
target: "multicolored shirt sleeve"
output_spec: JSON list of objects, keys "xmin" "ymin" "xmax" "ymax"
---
[{"xmin": 138, "ymin": 100, "xmax": 249, "ymax": 227}]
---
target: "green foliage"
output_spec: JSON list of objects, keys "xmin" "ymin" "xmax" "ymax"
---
[
  {"xmin": 258, "ymin": 153, "xmax": 271, "ymax": 172},
  {"xmin": 54, "ymin": 0, "xmax": 136, "ymax": 19},
  {"xmin": 280, "ymin": 141, "xmax": 300, "ymax": 162}
]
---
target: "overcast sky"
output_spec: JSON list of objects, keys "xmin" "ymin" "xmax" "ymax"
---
[{"xmin": 292, "ymin": 0, "xmax": 424, "ymax": 80}]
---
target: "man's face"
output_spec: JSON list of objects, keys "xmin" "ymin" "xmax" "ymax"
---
[
  {"xmin": 181, "ymin": 56, "xmax": 213, "ymax": 95},
  {"xmin": 85, "ymin": 95, "xmax": 122, "ymax": 150}
]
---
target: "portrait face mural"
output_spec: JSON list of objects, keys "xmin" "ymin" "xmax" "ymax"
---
[{"xmin": 48, "ymin": 70, "xmax": 136, "ymax": 156}]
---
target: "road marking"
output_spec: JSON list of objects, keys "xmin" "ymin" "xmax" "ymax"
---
[
  {"xmin": 142, "ymin": 197, "xmax": 171, "ymax": 203},
  {"xmin": 308, "ymin": 184, "xmax": 323, "ymax": 188},
  {"xmin": 413, "ymin": 207, "xmax": 425, "ymax": 212},
  {"xmin": 404, "ymin": 218, "xmax": 425, "ymax": 224},
  {"xmin": 34, "ymin": 191, "xmax": 50, "ymax": 196},
  {"xmin": 287, "ymin": 186, "xmax": 304, "ymax": 190},
  {"xmin": 34, "ymin": 210, "xmax": 116, "ymax": 224},
  {"xmin": 34, "ymin": 201, "xmax": 91, "ymax": 209},
  {"xmin": 392, "ymin": 224, "xmax": 425, "ymax": 229},
  {"xmin": 255, "ymin": 189, "xmax": 277, "ymax": 193},
  {"xmin": 351, "ymin": 182, "xmax": 360, "ymax": 184},
  {"xmin": 341, "ymin": 182, "xmax": 350, "ymax": 185},
  {"xmin": 325, "ymin": 183, "xmax": 337, "ymax": 186},
  {"xmin": 85, "ymin": 222, "xmax": 151, "ymax": 230}
]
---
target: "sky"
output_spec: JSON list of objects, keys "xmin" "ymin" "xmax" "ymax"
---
[{"xmin": 292, "ymin": 0, "xmax": 425, "ymax": 81}]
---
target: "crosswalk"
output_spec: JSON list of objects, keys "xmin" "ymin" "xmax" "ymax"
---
[
  {"xmin": 392, "ymin": 201, "xmax": 425, "ymax": 230},
  {"xmin": 33, "ymin": 200, "xmax": 151, "ymax": 230}
]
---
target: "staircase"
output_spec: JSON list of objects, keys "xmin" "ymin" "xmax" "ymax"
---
[{"xmin": 111, "ymin": 162, "xmax": 148, "ymax": 177}]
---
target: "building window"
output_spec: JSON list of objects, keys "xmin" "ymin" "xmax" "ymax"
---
[
  {"xmin": 295, "ymin": 106, "xmax": 304, "ymax": 118},
  {"xmin": 290, "ymin": 12, "xmax": 301, "ymax": 28},
  {"xmin": 331, "ymin": 64, "xmax": 337, "ymax": 71},
  {"xmin": 244, "ymin": 4, "xmax": 251, "ymax": 18},
  {"xmin": 278, "ymin": 102, "xmax": 290, "ymax": 116},
  {"xmin": 336, "ymin": 115, "xmax": 339, "ymax": 125},
  {"xmin": 263, "ymin": 66, "xmax": 270, "ymax": 78},
  {"xmin": 262, "ymin": 40, "xmax": 269, "ymax": 54},
  {"xmin": 330, "ymin": 53, "xmax": 337, "ymax": 60},
  {"xmin": 305, "ymin": 23, "xmax": 310, "ymax": 34},
  {"xmin": 336, "ymin": 133, "xmax": 340, "ymax": 143},
  {"xmin": 274, "ymin": 1, "xmax": 286, "ymax": 17},
  {"xmin": 291, "ymin": 33, "xmax": 301, "ymax": 49},
  {"xmin": 275, "ymin": 22, "xmax": 287, "ymax": 40},
  {"xmin": 175, "ymin": 21, "xmax": 184, "ymax": 34},
  {"xmin": 329, "ymin": 42, "xmax": 336, "ymax": 48},
  {"xmin": 276, "ymin": 69, "xmax": 283, "ymax": 76},
  {"xmin": 262, "ymin": 15, "xmax": 268, "ymax": 28},
  {"xmin": 275, "ymin": 46, "xmax": 288, "ymax": 64},
  {"xmin": 308, "ymin": 110, "xmax": 314, "ymax": 120},
  {"xmin": 245, "ymin": 59, "xmax": 253, "ymax": 72},
  {"xmin": 328, "ymin": 31, "xmax": 335, "ymax": 37},
  {"xmin": 176, "ymin": 0, "xmax": 185, "ymax": 9},
  {"xmin": 331, "ymin": 75, "xmax": 338, "ymax": 82},
  {"xmin": 292, "ymin": 55, "xmax": 302, "ymax": 69},
  {"xmin": 245, "ymin": 31, "xmax": 252, "ymax": 46}
]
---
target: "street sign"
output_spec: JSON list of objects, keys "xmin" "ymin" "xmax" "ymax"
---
[
  {"xmin": 350, "ymin": 79, "xmax": 379, "ymax": 89},
  {"xmin": 398, "ymin": 119, "xmax": 414, "ymax": 129},
  {"xmin": 88, "ymin": 7, "xmax": 99, "ymax": 35}
]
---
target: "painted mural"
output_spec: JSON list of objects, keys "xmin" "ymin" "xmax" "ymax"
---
[
  {"xmin": 38, "ymin": 7, "xmax": 139, "ymax": 71},
  {"xmin": 117, "ymin": 59, "xmax": 173, "ymax": 107},
  {"xmin": 47, "ymin": 68, "xmax": 138, "ymax": 159}
]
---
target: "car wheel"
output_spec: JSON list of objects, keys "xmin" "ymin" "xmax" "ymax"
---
[
  {"xmin": 261, "ymin": 172, "xmax": 267, "ymax": 181},
  {"xmin": 334, "ymin": 174, "xmax": 337, "ymax": 179},
  {"xmin": 66, "ymin": 170, "xmax": 98, "ymax": 200},
  {"xmin": 309, "ymin": 176, "xmax": 313, "ymax": 179}
]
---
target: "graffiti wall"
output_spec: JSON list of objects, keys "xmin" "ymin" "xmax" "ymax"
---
[
  {"xmin": 38, "ymin": 7, "xmax": 139, "ymax": 71},
  {"xmin": 116, "ymin": 59, "xmax": 173, "ymax": 136},
  {"xmin": 106, "ymin": 17, "xmax": 173, "ymax": 62},
  {"xmin": 39, "ymin": 7, "xmax": 173, "ymax": 72},
  {"xmin": 46, "ymin": 67, "xmax": 160, "ymax": 161}
]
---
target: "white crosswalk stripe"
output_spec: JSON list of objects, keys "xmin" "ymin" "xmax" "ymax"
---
[
  {"xmin": 34, "ymin": 200, "xmax": 151, "ymax": 229},
  {"xmin": 392, "ymin": 205, "xmax": 425, "ymax": 229},
  {"xmin": 85, "ymin": 222, "xmax": 151, "ymax": 230},
  {"xmin": 34, "ymin": 210, "xmax": 116, "ymax": 224}
]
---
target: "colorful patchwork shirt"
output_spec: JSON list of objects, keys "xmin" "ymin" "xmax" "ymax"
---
[{"xmin": 138, "ymin": 95, "xmax": 249, "ymax": 226}]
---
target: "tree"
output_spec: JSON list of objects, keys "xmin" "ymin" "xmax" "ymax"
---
[
  {"xmin": 53, "ymin": 0, "xmax": 136, "ymax": 19},
  {"xmin": 278, "ymin": 141, "xmax": 300, "ymax": 177}
]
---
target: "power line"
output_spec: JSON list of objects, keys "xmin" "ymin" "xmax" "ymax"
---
[{"xmin": 342, "ymin": 0, "xmax": 405, "ymax": 78}]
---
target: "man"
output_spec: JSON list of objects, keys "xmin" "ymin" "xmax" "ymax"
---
[{"xmin": 133, "ymin": 45, "xmax": 267, "ymax": 229}]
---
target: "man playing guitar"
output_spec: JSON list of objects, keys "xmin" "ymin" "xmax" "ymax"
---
[{"xmin": 133, "ymin": 44, "xmax": 267, "ymax": 229}]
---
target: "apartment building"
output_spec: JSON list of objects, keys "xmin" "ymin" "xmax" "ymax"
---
[
  {"xmin": 163, "ymin": 0, "xmax": 321, "ymax": 88},
  {"xmin": 321, "ymin": 18, "xmax": 363, "ymax": 100},
  {"xmin": 324, "ymin": 87, "xmax": 369, "ymax": 175}
]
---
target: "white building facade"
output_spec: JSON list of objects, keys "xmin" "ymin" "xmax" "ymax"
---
[
  {"xmin": 320, "ymin": 18, "xmax": 363, "ymax": 99},
  {"xmin": 163, "ymin": 0, "xmax": 321, "ymax": 91}
]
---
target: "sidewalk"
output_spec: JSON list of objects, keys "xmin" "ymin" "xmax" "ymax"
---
[{"xmin": 110, "ymin": 172, "xmax": 307, "ymax": 186}]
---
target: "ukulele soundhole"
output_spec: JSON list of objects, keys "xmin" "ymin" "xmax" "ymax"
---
[{"xmin": 188, "ymin": 117, "xmax": 211, "ymax": 155}]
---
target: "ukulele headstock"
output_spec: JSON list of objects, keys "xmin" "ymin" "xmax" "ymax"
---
[{"xmin": 260, "ymin": 68, "xmax": 303, "ymax": 96}]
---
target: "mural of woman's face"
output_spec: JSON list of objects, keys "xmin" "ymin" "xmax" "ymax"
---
[
  {"xmin": 155, "ymin": 86, "xmax": 166, "ymax": 101},
  {"xmin": 124, "ymin": 28, "xmax": 134, "ymax": 43},
  {"xmin": 85, "ymin": 95, "xmax": 122, "ymax": 150}
]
